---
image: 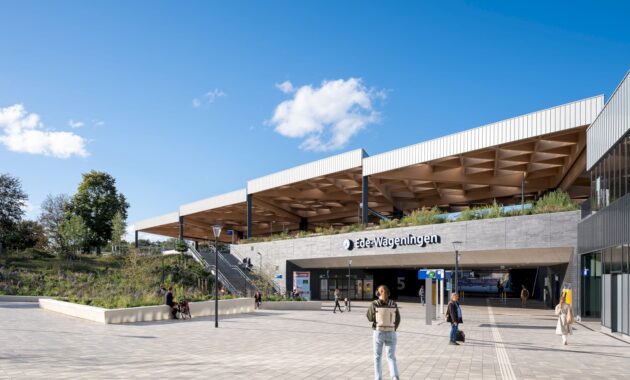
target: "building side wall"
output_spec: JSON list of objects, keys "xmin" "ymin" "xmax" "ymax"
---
[{"xmin": 578, "ymin": 194, "xmax": 630, "ymax": 254}]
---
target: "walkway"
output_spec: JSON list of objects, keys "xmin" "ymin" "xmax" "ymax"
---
[{"xmin": 0, "ymin": 301, "xmax": 629, "ymax": 379}]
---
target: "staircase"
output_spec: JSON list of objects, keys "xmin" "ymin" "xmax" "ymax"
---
[{"xmin": 190, "ymin": 245, "xmax": 259, "ymax": 297}]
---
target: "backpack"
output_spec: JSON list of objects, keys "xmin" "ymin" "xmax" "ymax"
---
[{"xmin": 374, "ymin": 300, "xmax": 397, "ymax": 332}]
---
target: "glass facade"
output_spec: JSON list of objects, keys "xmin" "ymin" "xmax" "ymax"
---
[{"xmin": 590, "ymin": 132, "xmax": 630, "ymax": 211}]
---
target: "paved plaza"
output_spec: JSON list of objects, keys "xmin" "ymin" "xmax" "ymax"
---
[{"xmin": 1, "ymin": 300, "xmax": 629, "ymax": 379}]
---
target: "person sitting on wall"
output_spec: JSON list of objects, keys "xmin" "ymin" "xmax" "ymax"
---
[{"xmin": 165, "ymin": 286, "xmax": 178, "ymax": 319}]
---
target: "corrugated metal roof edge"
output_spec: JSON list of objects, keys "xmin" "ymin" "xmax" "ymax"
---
[
  {"xmin": 364, "ymin": 94, "xmax": 604, "ymax": 167},
  {"xmin": 586, "ymin": 70, "xmax": 630, "ymax": 132}
]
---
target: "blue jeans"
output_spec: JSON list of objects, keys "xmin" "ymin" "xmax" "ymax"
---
[
  {"xmin": 373, "ymin": 330, "xmax": 399, "ymax": 380},
  {"xmin": 450, "ymin": 323, "xmax": 458, "ymax": 342}
]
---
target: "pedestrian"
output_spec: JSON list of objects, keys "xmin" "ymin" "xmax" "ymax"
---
[
  {"xmin": 555, "ymin": 293, "xmax": 574, "ymax": 345},
  {"xmin": 366, "ymin": 285, "xmax": 400, "ymax": 380},
  {"xmin": 445, "ymin": 293, "xmax": 463, "ymax": 345},
  {"xmin": 165, "ymin": 286, "xmax": 178, "ymax": 319},
  {"xmin": 418, "ymin": 285, "xmax": 425, "ymax": 305},
  {"xmin": 520, "ymin": 285, "xmax": 530, "ymax": 307},
  {"xmin": 333, "ymin": 288, "xmax": 343, "ymax": 313},
  {"xmin": 497, "ymin": 280, "xmax": 503, "ymax": 298},
  {"xmin": 254, "ymin": 291, "xmax": 262, "ymax": 309}
]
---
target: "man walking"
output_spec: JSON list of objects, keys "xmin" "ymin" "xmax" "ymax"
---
[
  {"xmin": 367, "ymin": 285, "xmax": 400, "ymax": 380},
  {"xmin": 333, "ymin": 288, "xmax": 343, "ymax": 313},
  {"xmin": 446, "ymin": 293, "xmax": 463, "ymax": 345},
  {"xmin": 418, "ymin": 285, "xmax": 425, "ymax": 305}
]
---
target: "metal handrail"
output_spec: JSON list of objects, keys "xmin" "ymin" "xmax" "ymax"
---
[{"xmin": 189, "ymin": 246, "xmax": 239, "ymax": 295}]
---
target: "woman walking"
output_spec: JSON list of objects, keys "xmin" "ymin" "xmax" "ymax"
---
[{"xmin": 555, "ymin": 293, "xmax": 574, "ymax": 345}]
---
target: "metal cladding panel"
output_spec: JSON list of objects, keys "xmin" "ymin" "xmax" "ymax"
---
[
  {"xmin": 179, "ymin": 189, "xmax": 247, "ymax": 216},
  {"xmin": 135, "ymin": 212, "xmax": 179, "ymax": 231},
  {"xmin": 363, "ymin": 95, "xmax": 604, "ymax": 176},
  {"xmin": 247, "ymin": 149, "xmax": 367, "ymax": 194},
  {"xmin": 588, "ymin": 71, "xmax": 630, "ymax": 169}
]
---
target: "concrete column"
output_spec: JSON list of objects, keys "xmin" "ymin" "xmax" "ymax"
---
[
  {"xmin": 425, "ymin": 278, "xmax": 433, "ymax": 325},
  {"xmin": 247, "ymin": 194, "xmax": 253, "ymax": 238},
  {"xmin": 361, "ymin": 176, "xmax": 369, "ymax": 225},
  {"xmin": 179, "ymin": 216, "xmax": 184, "ymax": 241},
  {"xmin": 299, "ymin": 217, "xmax": 308, "ymax": 231},
  {"xmin": 393, "ymin": 207, "xmax": 404, "ymax": 220},
  {"xmin": 194, "ymin": 241, "xmax": 199, "ymax": 251},
  {"xmin": 134, "ymin": 231, "xmax": 138, "ymax": 248}
]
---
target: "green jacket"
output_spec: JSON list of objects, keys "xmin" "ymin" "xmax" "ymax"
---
[{"xmin": 367, "ymin": 299, "xmax": 401, "ymax": 331}]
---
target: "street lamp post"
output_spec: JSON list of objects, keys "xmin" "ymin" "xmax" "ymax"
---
[
  {"xmin": 348, "ymin": 259, "xmax": 352, "ymax": 312},
  {"xmin": 212, "ymin": 225, "xmax": 222, "ymax": 328},
  {"xmin": 452, "ymin": 241, "xmax": 463, "ymax": 295}
]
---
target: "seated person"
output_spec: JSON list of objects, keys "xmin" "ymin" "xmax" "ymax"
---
[{"xmin": 165, "ymin": 286, "xmax": 178, "ymax": 319}]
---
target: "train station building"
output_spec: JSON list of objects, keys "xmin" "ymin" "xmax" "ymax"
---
[{"xmin": 135, "ymin": 71, "xmax": 630, "ymax": 338}]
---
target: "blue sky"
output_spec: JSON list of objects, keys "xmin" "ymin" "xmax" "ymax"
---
[{"xmin": 1, "ymin": 1, "xmax": 629, "ymax": 236}]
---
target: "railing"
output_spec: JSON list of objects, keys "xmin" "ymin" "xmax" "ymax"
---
[{"xmin": 188, "ymin": 246, "xmax": 240, "ymax": 295}]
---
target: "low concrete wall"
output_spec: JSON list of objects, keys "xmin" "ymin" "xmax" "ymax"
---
[
  {"xmin": 39, "ymin": 298, "xmax": 255, "ymax": 324},
  {"xmin": 39, "ymin": 299, "xmax": 106, "ymax": 323},
  {"xmin": 0, "ymin": 295, "xmax": 51, "ymax": 302},
  {"xmin": 260, "ymin": 301, "xmax": 321, "ymax": 310}
]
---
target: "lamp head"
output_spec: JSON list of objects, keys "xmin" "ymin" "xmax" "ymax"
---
[
  {"xmin": 212, "ymin": 225, "xmax": 222, "ymax": 239},
  {"xmin": 452, "ymin": 241, "xmax": 463, "ymax": 250}
]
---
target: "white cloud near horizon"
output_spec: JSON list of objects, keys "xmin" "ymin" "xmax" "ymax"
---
[
  {"xmin": 68, "ymin": 119, "xmax": 84, "ymax": 128},
  {"xmin": 192, "ymin": 88, "xmax": 226, "ymax": 108},
  {"xmin": 270, "ymin": 78, "xmax": 384, "ymax": 152},
  {"xmin": 0, "ymin": 104, "xmax": 89, "ymax": 159}
]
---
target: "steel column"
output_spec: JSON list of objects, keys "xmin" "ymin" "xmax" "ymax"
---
[
  {"xmin": 361, "ymin": 176, "xmax": 369, "ymax": 225},
  {"xmin": 246, "ymin": 194, "xmax": 253, "ymax": 238}
]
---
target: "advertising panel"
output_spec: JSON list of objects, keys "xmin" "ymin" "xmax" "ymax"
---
[{"xmin": 293, "ymin": 271, "xmax": 311, "ymax": 300}]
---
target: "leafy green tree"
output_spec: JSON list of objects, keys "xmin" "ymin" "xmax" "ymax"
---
[
  {"xmin": 59, "ymin": 215, "xmax": 90, "ymax": 259},
  {"xmin": 110, "ymin": 211, "xmax": 127, "ymax": 255},
  {"xmin": 3, "ymin": 220, "xmax": 47, "ymax": 251},
  {"xmin": 0, "ymin": 173, "xmax": 28, "ymax": 256},
  {"xmin": 67, "ymin": 171, "xmax": 129, "ymax": 253},
  {"xmin": 39, "ymin": 194, "xmax": 70, "ymax": 254}
]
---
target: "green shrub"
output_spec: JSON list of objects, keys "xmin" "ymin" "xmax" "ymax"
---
[{"xmin": 533, "ymin": 190, "xmax": 578, "ymax": 214}]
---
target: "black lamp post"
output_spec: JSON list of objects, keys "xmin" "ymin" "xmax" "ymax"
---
[
  {"xmin": 212, "ymin": 225, "xmax": 222, "ymax": 328},
  {"xmin": 452, "ymin": 241, "xmax": 462, "ymax": 295},
  {"xmin": 348, "ymin": 259, "xmax": 352, "ymax": 312}
]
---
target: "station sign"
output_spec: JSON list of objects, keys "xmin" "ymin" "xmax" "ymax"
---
[
  {"xmin": 343, "ymin": 234, "xmax": 440, "ymax": 251},
  {"xmin": 418, "ymin": 269, "xmax": 447, "ymax": 280}
]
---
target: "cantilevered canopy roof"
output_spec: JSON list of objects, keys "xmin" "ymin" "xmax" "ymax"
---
[
  {"xmin": 247, "ymin": 149, "xmax": 389, "ymax": 230},
  {"xmin": 135, "ymin": 95, "xmax": 605, "ymax": 240},
  {"xmin": 364, "ymin": 96, "xmax": 604, "ymax": 210}
]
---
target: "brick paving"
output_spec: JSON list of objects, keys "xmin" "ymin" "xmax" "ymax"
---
[{"xmin": 1, "ymin": 300, "xmax": 629, "ymax": 379}]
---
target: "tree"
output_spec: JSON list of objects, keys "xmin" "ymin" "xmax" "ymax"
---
[
  {"xmin": 0, "ymin": 173, "xmax": 28, "ymax": 255},
  {"xmin": 66, "ymin": 171, "xmax": 129, "ymax": 253},
  {"xmin": 4, "ymin": 220, "xmax": 47, "ymax": 251},
  {"xmin": 59, "ymin": 215, "xmax": 90, "ymax": 259},
  {"xmin": 39, "ymin": 194, "xmax": 70, "ymax": 254},
  {"xmin": 110, "ymin": 211, "xmax": 126, "ymax": 255}
]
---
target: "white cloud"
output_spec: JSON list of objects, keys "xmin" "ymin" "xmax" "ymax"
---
[
  {"xmin": 68, "ymin": 119, "xmax": 84, "ymax": 128},
  {"xmin": 275, "ymin": 80, "xmax": 294, "ymax": 94},
  {"xmin": 0, "ymin": 104, "xmax": 89, "ymax": 159},
  {"xmin": 21, "ymin": 200, "xmax": 40, "ymax": 220},
  {"xmin": 192, "ymin": 88, "xmax": 226, "ymax": 108},
  {"xmin": 92, "ymin": 120, "xmax": 105, "ymax": 127},
  {"xmin": 269, "ymin": 78, "xmax": 383, "ymax": 151}
]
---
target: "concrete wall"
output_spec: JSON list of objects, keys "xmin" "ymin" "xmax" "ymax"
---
[
  {"xmin": 39, "ymin": 298, "xmax": 255, "ymax": 324},
  {"xmin": 259, "ymin": 301, "xmax": 322, "ymax": 310},
  {"xmin": 232, "ymin": 211, "xmax": 580, "ymax": 292},
  {"xmin": 0, "ymin": 295, "xmax": 50, "ymax": 302}
]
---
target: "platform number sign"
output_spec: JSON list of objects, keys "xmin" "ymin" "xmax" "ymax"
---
[{"xmin": 397, "ymin": 277, "xmax": 405, "ymax": 290}]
